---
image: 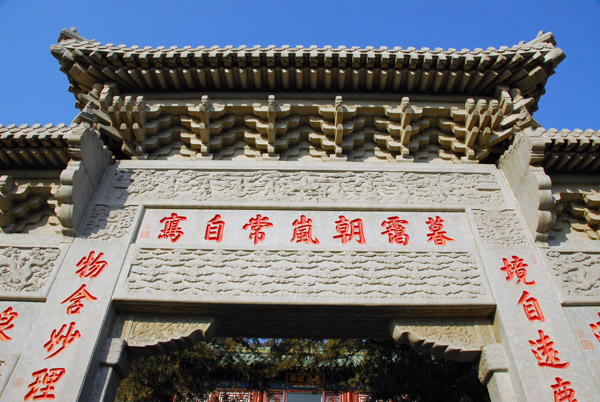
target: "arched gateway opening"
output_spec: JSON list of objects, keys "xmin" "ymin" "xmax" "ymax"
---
[{"xmin": 1, "ymin": 29, "xmax": 599, "ymax": 402}]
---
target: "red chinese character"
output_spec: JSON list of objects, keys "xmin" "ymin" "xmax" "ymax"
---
[
  {"xmin": 551, "ymin": 377, "xmax": 578, "ymax": 402},
  {"xmin": 43, "ymin": 322, "xmax": 81, "ymax": 359},
  {"xmin": 529, "ymin": 329, "xmax": 570, "ymax": 369},
  {"xmin": 24, "ymin": 368, "xmax": 65, "ymax": 400},
  {"xmin": 60, "ymin": 285, "xmax": 98, "ymax": 315},
  {"xmin": 333, "ymin": 216, "xmax": 365, "ymax": 244},
  {"xmin": 518, "ymin": 290, "xmax": 545, "ymax": 322},
  {"xmin": 500, "ymin": 256, "xmax": 536, "ymax": 285},
  {"xmin": 589, "ymin": 313, "xmax": 600, "ymax": 343},
  {"xmin": 291, "ymin": 215, "xmax": 319, "ymax": 244},
  {"xmin": 425, "ymin": 216, "xmax": 453, "ymax": 245},
  {"xmin": 205, "ymin": 214, "xmax": 225, "ymax": 242},
  {"xmin": 243, "ymin": 214, "xmax": 273, "ymax": 244},
  {"xmin": 0, "ymin": 306, "xmax": 18, "ymax": 342},
  {"xmin": 75, "ymin": 251, "xmax": 108, "ymax": 279},
  {"xmin": 500, "ymin": 255, "xmax": 535, "ymax": 285},
  {"xmin": 158, "ymin": 213, "xmax": 187, "ymax": 242},
  {"xmin": 381, "ymin": 217, "xmax": 409, "ymax": 245}
]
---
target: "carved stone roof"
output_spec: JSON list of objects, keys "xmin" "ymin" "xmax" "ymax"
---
[
  {"xmin": 51, "ymin": 29, "xmax": 564, "ymax": 112},
  {"xmin": 533, "ymin": 127, "xmax": 600, "ymax": 173},
  {"xmin": 0, "ymin": 123, "xmax": 73, "ymax": 168}
]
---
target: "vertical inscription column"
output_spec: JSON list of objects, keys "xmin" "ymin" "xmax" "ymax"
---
[
  {"xmin": 470, "ymin": 209, "xmax": 599, "ymax": 401},
  {"xmin": 0, "ymin": 204, "xmax": 138, "ymax": 402}
]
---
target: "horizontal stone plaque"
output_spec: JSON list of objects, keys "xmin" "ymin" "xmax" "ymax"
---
[{"xmin": 135, "ymin": 209, "xmax": 474, "ymax": 251}]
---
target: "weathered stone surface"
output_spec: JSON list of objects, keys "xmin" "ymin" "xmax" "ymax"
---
[
  {"xmin": 0, "ymin": 247, "xmax": 61, "ymax": 297},
  {"xmin": 546, "ymin": 251, "xmax": 600, "ymax": 302},
  {"xmin": 79, "ymin": 205, "xmax": 138, "ymax": 240},
  {"xmin": 124, "ymin": 248, "xmax": 486, "ymax": 302},
  {"xmin": 498, "ymin": 129, "xmax": 553, "ymax": 242},
  {"xmin": 106, "ymin": 168, "xmax": 504, "ymax": 207},
  {"xmin": 120, "ymin": 315, "xmax": 214, "ymax": 356},
  {"xmin": 471, "ymin": 209, "xmax": 529, "ymax": 247},
  {"xmin": 390, "ymin": 318, "xmax": 495, "ymax": 362}
]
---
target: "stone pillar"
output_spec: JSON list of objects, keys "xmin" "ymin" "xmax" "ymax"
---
[{"xmin": 0, "ymin": 237, "xmax": 131, "ymax": 401}]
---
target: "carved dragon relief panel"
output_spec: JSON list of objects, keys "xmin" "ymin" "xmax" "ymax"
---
[
  {"xmin": 0, "ymin": 247, "xmax": 61, "ymax": 298},
  {"xmin": 106, "ymin": 169, "xmax": 503, "ymax": 207},
  {"xmin": 546, "ymin": 251, "xmax": 600, "ymax": 302},
  {"xmin": 471, "ymin": 209, "xmax": 529, "ymax": 247},
  {"xmin": 124, "ymin": 248, "xmax": 487, "ymax": 302}
]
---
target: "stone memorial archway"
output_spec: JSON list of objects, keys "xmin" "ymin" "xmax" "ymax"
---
[{"xmin": 1, "ymin": 29, "xmax": 599, "ymax": 402}]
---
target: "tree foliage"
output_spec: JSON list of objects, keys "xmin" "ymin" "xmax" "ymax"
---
[{"xmin": 116, "ymin": 338, "xmax": 490, "ymax": 402}]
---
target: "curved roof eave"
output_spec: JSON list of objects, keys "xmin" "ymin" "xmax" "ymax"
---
[{"xmin": 50, "ymin": 28, "xmax": 565, "ymax": 112}]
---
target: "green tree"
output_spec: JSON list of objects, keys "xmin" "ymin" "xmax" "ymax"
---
[{"xmin": 116, "ymin": 339, "xmax": 489, "ymax": 402}]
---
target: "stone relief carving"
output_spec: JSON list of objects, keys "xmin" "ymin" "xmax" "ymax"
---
[
  {"xmin": 126, "ymin": 249, "xmax": 486, "ymax": 300},
  {"xmin": 546, "ymin": 251, "xmax": 600, "ymax": 299},
  {"xmin": 471, "ymin": 209, "xmax": 529, "ymax": 247},
  {"xmin": 110, "ymin": 169, "xmax": 503, "ymax": 206},
  {"xmin": 390, "ymin": 319, "xmax": 495, "ymax": 361},
  {"xmin": 0, "ymin": 247, "xmax": 60, "ymax": 293},
  {"xmin": 120, "ymin": 315, "xmax": 214, "ymax": 356},
  {"xmin": 79, "ymin": 205, "xmax": 138, "ymax": 240}
]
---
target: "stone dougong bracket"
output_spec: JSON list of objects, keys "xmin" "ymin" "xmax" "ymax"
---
[
  {"xmin": 105, "ymin": 94, "xmax": 177, "ymax": 159},
  {"xmin": 373, "ymin": 97, "xmax": 430, "ymax": 161},
  {"xmin": 75, "ymin": 84, "xmax": 178, "ymax": 159},
  {"xmin": 439, "ymin": 89, "xmax": 533, "ymax": 162},
  {"xmin": 554, "ymin": 189, "xmax": 600, "ymax": 240},
  {"xmin": 180, "ymin": 95, "xmax": 236, "ymax": 158},
  {"xmin": 309, "ymin": 95, "xmax": 366, "ymax": 160},
  {"xmin": 0, "ymin": 175, "xmax": 59, "ymax": 233},
  {"xmin": 244, "ymin": 95, "xmax": 300, "ymax": 159}
]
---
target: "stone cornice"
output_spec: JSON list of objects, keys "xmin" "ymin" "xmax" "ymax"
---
[
  {"xmin": 51, "ymin": 29, "xmax": 564, "ymax": 112},
  {"xmin": 0, "ymin": 123, "xmax": 72, "ymax": 169},
  {"xmin": 531, "ymin": 127, "xmax": 600, "ymax": 173}
]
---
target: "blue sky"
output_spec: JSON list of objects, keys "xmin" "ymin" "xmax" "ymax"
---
[{"xmin": 0, "ymin": 0, "xmax": 598, "ymax": 130}]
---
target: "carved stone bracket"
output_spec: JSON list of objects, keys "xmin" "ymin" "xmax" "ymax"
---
[
  {"xmin": 244, "ymin": 95, "xmax": 300, "ymax": 159},
  {"xmin": 106, "ymin": 95, "xmax": 177, "ymax": 158},
  {"xmin": 554, "ymin": 188, "xmax": 600, "ymax": 240},
  {"xmin": 181, "ymin": 95, "xmax": 237, "ymax": 158},
  {"xmin": 0, "ymin": 175, "xmax": 59, "ymax": 233},
  {"xmin": 309, "ymin": 96, "xmax": 367, "ymax": 160},
  {"xmin": 119, "ymin": 315, "xmax": 215, "ymax": 357},
  {"xmin": 373, "ymin": 97, "xmax": 430, "ymax": 161},
  {"xmin": 439, "ymin": 88, "xmax": 534, "ymax": 163},
  {"xmin": 390, "ymin": 318, "xmax": 496, "ymax": 362}
]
